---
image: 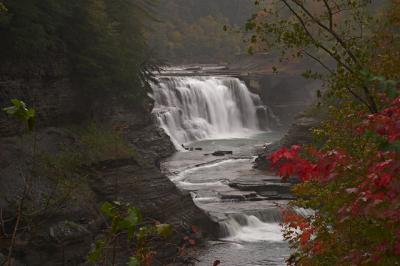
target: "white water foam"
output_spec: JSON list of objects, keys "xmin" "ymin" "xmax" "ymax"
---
[
  {"xmin": 171, "ymin": 159, "xmax": 249, "ymax": 182},
  {"xmin": 151, "ymin": 76, "xmax": 264, "ymax": 148},
  {"xmin": 221, "ymin": 215, "xmax": 284, "ymax": 243}
]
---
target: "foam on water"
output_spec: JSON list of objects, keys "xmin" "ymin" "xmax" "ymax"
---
[
  {"xmin": 151, "ymin": 76, "xmax": 265, "ymax": 148},
  {"xmin": 221, "ymin": 214, "xmax": 284, "ymax": 243},
  {"xmin": 171, "ymin": 159, "xmax": 249, "ymax": 182}
]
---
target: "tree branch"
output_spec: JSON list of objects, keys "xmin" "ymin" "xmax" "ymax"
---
[
  {"xmin": 301, "ymin": 50, "xmax": 372, "ymax": 110},
  {"xmin": 322, "ymin": 0, "xmax": 333, "ymax": 30},
  {"xmin": 286, "ymin": 0, "xmax": 378, "ymax": 113},
  {"xmin": 281, "ymin": 0, "xmax": 354, "ymax": 74},
  {"xmin": 291, "ymin": 0, "xmax": 360, "ymax": 68},
  {"xmin": 302, "ymin": 50, "xmax": 334, "ymax": 74}
]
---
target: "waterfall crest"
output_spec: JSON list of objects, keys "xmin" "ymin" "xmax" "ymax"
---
[{"xmin": 151, "ymin": 76, "xmax": 265, "ymax": 147}]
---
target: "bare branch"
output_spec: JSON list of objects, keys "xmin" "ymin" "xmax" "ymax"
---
[
  {"xmin": 322, "ymin": 0, "xmax": 333, "ymax": 30},
  {"xmin": 288, "ymin": 0, "xmax": 378, "ymax": 113},
  {"xmin": 281, "ymin": 0, "xmax": 354, "ymax": 74},
  {"xmin": 291, "ymin": 0, "xmax": 360, "ymax": 68},
  {"xmin": 302, "ymin": 50, "xmax": 334, "ymax": 74}
]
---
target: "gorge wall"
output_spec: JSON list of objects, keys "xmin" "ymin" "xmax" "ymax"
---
[
  {"xmin": 241, "ymin": 73, "xmax": 319, "ymax": 127},
  {"xmin": 0, "ymin": 60, "xmax": 218, "ymax": 265},
  {"xmin": 230, "ymin": 53, "xmax": 320, "ymax": 128}
]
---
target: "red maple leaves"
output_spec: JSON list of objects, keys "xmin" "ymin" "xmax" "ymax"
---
[{"xmin": 270, "ymin": 97, "xmax": 400, "ymax": 265}]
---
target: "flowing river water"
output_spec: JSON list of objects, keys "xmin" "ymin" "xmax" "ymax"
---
[{"xmin": 151, "ymin": 71, "xmax": 294, "ymax": 265}]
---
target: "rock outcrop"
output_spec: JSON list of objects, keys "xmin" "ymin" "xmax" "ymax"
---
[
  {"xmin": 254, "ymin": 115, "xmax": 321, "ymax": 171},
  {"xmin": 0, "ymin": 61, "xmax": 218, "ymax": 265}
]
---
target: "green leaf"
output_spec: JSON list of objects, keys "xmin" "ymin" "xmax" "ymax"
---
[
  {"xmin": 88, "ymin": 239, "xmax": 105, "ymax": 262},
  {"xmin": 156, "ymin": 223, "xmax": 172, "ymax": 238},
  {"xmin": 127, "ymin": 256, "xmax": 139, "ymax": 266},
  {"xmin": 116, "ymin": 207, "xmax": 142, "ymax": 238},
  {"xmin": 124, "ymin": 207, "xmax": 142, "ymax": 226},
  {"xmin": 2, "ymin": 99, "xmax": 36, "ymax": 132},
  {"xmin": 2, "ymin": 106, "xmax": 17, "ymax": 115},
  {"xmin": 380, "ymin": 141, "xmax": 400, "ymax": 153},
  {"xmin": 11, "ymin": 98, "xmax": 23, "ymax": 108},
  {"xmin": 136, "ymin": 226, "xmax": 156, "ymax": 241},
  {"xmin": 100, "ymin": 202, "xmax": 116, "ymax": 218},
  {"xmin": 26, "ymin": 108, "xmax": 35, "ymax": 118}
]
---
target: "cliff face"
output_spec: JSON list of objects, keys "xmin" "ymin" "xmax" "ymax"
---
[
  {"xmin": 0, "ymin": 59, "xmax": 79, "ymax": 136},
  {"xmin": 0, "ymin": 60, "xmax": 217, "ymax": 265},
  {"xmin": 230, "ymin": 54, "xmax": 320, "ymax": 128}
]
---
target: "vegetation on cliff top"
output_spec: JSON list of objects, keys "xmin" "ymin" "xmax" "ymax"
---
[{"xmin": 0, "ymin": 0, "xmax": 155, "ymax": 108}]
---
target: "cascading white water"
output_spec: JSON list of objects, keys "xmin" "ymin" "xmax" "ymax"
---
[
  {"xmin": 151, "ymin": 76, "xmax": 264, "ymax": 148},
  {"xmin": 220, "ymin": 214, "xmax": 284, "ymax": 242}
]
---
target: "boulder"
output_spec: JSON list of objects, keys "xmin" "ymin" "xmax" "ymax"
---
[
  {"xmin": 219, "ymin": 191, "xmax": 258, "ymax": 201},
  {"xmin": 228, "ymin": 181, "xmax": 292, "ymax": 194},
  {"xmin": 49, "ymin": 221, "xmax": 90, "ymax": 244},
  {"xmin": 212, "ymin": 151, "xmax": 233, "ymax": 156}
]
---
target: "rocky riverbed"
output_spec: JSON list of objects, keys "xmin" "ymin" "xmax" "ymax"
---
[{"xmin": 160, "ymin": 131, "xmax": 297, "ymax": 265}]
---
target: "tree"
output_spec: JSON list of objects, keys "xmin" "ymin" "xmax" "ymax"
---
[
  {"xmin": 270, "ymin": 94, "xmax": 400, "ymax": 265},
  {"xmin": 258, "ymin": 1, "xmax": 400, "ymax": 264},
  {"xmin": 246, "ymin": 0, "xmax": 392, "ymax": 113},
  {"xmin": 0, "ymin": 0, "xmax": 156, "ymax": 110}
]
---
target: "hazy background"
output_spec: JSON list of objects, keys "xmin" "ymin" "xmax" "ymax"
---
[{"xmin": 146, "ymin": 0, "xmax": 255, "ymax": 64}]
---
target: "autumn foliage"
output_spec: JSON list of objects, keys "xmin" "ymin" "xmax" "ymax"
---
[{"xmin": 270, "ymin": 97, "xmax": 400, "ymax": 265}]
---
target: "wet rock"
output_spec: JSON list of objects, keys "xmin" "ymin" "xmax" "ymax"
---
[
  {"xmin": 212, "ymin": 151, "xmax": 233, "ymax": 156},
  {"xmin": 185, "ymin": 66, "xmax": 202, "ymax": 71},
  {"xmin": 258, "ymin": 192, "xmax": 296, "ymax": 200},
  {"xmin": 0, "ymin": 253, "xmax": 26, "ymax": 266},
  {"xmin": 0, "ymin": 253, "xmax": 5, "ymax": 265},
  {"xmin": 88, "ymin": 160, "xmax": 219, "ymax": 236},
  {"xmin": 49, "ymin": 221, "xmax": 90, "ymax": 244},
  {"xmin": 0, "ymin": 254, "xmax": 24, "ymax": 266},
  {"xmin": 228, "ymin": 181, "xmax": 292, "ymax": 194},
  {"xmin": 219, "ymin": 191, "xmax": 258, "ymax": 201}
]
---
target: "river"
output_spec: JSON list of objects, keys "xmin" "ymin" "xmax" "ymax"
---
[{"xmin": 151, "ymin": 68, "xmax": 292, "ymax": 265}]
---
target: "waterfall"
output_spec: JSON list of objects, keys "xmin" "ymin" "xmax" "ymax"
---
[
  {"xmin": 219, "ymin": 213, "xmax": 284, "ymax": 242},
  {"xmin": 151, "ymin": 76, "xmax": 266, "ymax": 147},
  {"xmin": 218, "ymin": 208, "xmax": 313, "ymax": 242}
]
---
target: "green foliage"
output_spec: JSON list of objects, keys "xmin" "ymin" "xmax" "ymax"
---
[
  {"xmin": 2, "ymin": 99, "xmax": 35, "ymax": 131},
  {"xmin": 36, "ymin": 124, "xmax": 137, "ymax": 215},
  {"xmin": 40, "ymin": 124, "xmax": 136, "ymax": 172},
  {"xmin": 127, "ymin": 257, "xmax": 139, "ymax": 266},
  {"xmin": 89, "ymin": 201, "xmax": 171, "ymax": 265},
  {"xmin": 156, "ymin": 223, "xmax": 173, "ymax": 238},
  {"xmin": 0, "ymin": 1, "xmax": 7, "ymax": 17},
  {"xmin": 0, "ymin": 0, "xmax": 156, "ymax": 109},
  {"xmin": 360, "ymin": 69, "xmax": 399, "ymax": 99},
  {"xmin": 74, "ymin": 124, "xmax": 137, "ymax": 162}
]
